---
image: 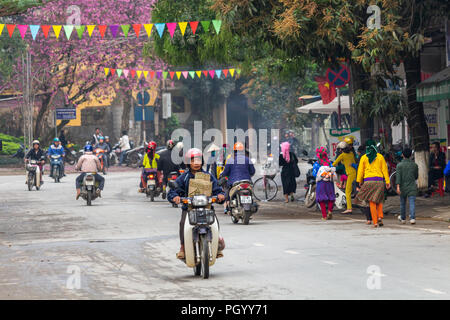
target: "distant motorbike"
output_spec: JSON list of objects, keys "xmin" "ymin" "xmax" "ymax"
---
[
  {"xmin": 113, "ymin": 141, "xmax": 143, "ymax": 167},
  {"xmin": 94, "ymin": 148, "xmax": 107, "ymax": 175},
  {"xmin": 80, "ymin": 173, "xmax": 100, "ymax": 206},
  {"xmin": 143, "ymin": 169, "xmax": 162, "ymax": 202},
  {"xmin": 165, "ymin": 170, "xmax": 181, "ymax": 206},
  {"xmin": 12, "ymin": 144, "xmax": 25, "ymax": 159},
  {"xmin": 26, "ymin": 158, "xmax": 44, "ymax": 191},
  {"xmin": 304, "ymin": 158, "xmax": 317, "ymax": 208},
  {"xmin": 64, "ymin": 146, "xmax": 78, "ymax": 165},
  {"xmin": 49, "ymin": 154, "xmax": 64, "ymax": 183},
  {"xmin": 227, "ymin": 180, "xmax": 258, "ymax": 225}
]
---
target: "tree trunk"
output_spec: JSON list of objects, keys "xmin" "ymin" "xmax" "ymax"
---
[
  {"xmin": 121, "ymin": 89, "xmax": 132, "ymax": 133},
  {"xmin": 404, "ymin": 55, "xmax": 429, "ymax": 190},
  {"xmin": 34, "ymin": 94, "xmax": 51, "ymax": 140}
]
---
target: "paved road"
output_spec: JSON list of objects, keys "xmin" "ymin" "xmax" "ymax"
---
[{"xmin": 0, "ymin": 171, "xmax": 449, "ymax": 299}]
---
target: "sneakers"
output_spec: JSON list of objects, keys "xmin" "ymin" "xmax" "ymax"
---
[
  {"xmin": 398, "ymin": 216, "xmax": 406, "ymax": 224},
  {"xmin": 410, "ymin": 219, "xmax": 416, "ymax": 225}
]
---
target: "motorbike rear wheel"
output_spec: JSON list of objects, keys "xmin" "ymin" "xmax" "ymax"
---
[
  {"xmin": 128, "ymin": 152, "xmax": 140, "ymax": 168},
  {"xmin": 87, "ymin": 191, "xmax": 92, "ymax": 206},
  {"xmin": 243, "ymin": 211, "xmax": 251, "ymax": 225},
  {"xmin": 201, "ymin": 236, "xmax": 209, "ymax": 279}
]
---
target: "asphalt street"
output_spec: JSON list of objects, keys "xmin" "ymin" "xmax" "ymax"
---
[{"xmin": 0, "ymin": 170, "xmax": 449, "ymax": 299}]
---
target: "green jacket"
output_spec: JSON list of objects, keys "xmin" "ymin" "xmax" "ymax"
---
[{"xmin": 396, "ymin": 159, "xmax": 418, "ymax": 197}]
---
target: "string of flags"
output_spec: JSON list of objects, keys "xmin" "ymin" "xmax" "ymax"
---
[
  {"xmin": 0, "ymin": 20, "xmax": 222, "ymax": 40},
  {"xmin": 104, "ymin": 67, "xmax": 241, "ymax": 80}
]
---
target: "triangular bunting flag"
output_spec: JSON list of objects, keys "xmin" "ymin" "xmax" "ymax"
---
[
  {"xmin": 169, "ymin": 72, "xmax": 175, "ymax": 79},
  {"xmin": 52, "ymin": 25, "xmax": 62, "ymax": 39},
  {"xmin": 98, "ymin": 25, "xmax": 107, "ymax": 39},
  {"xmin": 143, "ymin": 71, "xmax": 149, "ymax": 79},
  {"xmin": 155, "ymin": 71, "xmax": 161, "ymax": 79},
  {"xmin": 178, "ymin": 22, "xmax": 188, "ymax": 36},
  {"xmin": 155, "ymin": 23, "xmax": 165, "ymax": 38},
  {"xmin": 0, "ymin": 24, "xmax": 4, "ymax": 36},
  {"xmin": 132, "ymin": 24, "xmax": 141, "ymax": 37},
  {"xmin": 182, "ymin": 71, "xmax": 188, "ymax": 79},
  {"xmin": 189, "ymin": 21, "xmax": 199, "ymax": 35},
  {"xmin": 121, "ymin": 25, "xmax": 130, "ymax": 37},
  {"xmin": 87, "ymin": 25, "xmax": 96, "ymax": 37},
  {"xmin": 202, "ymin": 70, "xmax": 208, "ymax": 78},
  {"xmin": 143, "ymin": 24, "xmax": 153, "ymax": 37},
  {"xmin": 63, "ymin": 25, "xmax": 74, "ymax": 40},
  {"xmin": 117, "ymin": 69, "xmax": 123, "ymax": 78},
  {"xmin": 200, "ymin": 21, "xmax": 211, "ymax": 33},
  {"xmin": 222, "ymin": 69, "xmax": 229, "ymax": 77},
  {"xmin": 104, "ymin": 68, "xmax": 110, "ymax": 76},
  {"xmin": 163, "ymin": 71, "xmax": 168, "ymax": 79},
  {"xmin": 229, "ymin": 68, "xmax": 235, "ymax": 77},
  {"xmin": 215, "ymin": 70, "xmax": 222, "ymax": 79},
  {"xmin": 208, "ymin": 70, "xmax": 215, "ymax": 78},
  {"xmin": 236, "ymin": 69, "xmax": 241, "ymax": 76},
  {"xmin": 166, "ymin": 23, "xmax": 177, "ymax": 38},
  {"xmin": 189, "ymin": 71, "xmax": 195, "ymax": 79},
  {"xmin": 110, "ymin": 68, "xmax": 116, "ymax": 76},
  {"xmin": 212, "ymin": 20, "xmax": 222, "ymax": 34},
  {"xmin": 176, "ymin": 72, "xmax": 181, "ymax": 80},
  {"xmin": 109, "ymin": 25, "xmax": 119, "ymax": 38},
  {"xmin": 196, "ymin": 71, "xmax": 202, "ymax": 78},
  {"xmin": 41, "ymin": 25, "xmax": 51, "ymax": 38},
  {"xmin": 136, "ymin": 70, "xmax": 142, "ymax": 79},
  {"xmin": 150, "ymin": 71, "xmax": 155, "ymax": 79},
  {"xmin": 130, "ymin": 70, "xmax": 136, "ymax": 78},
  {"xmin": 123, "ymin": 69, "xmax": 129, "ymax": 78},
  {"xmin": 6, "ymin": 24, "xmax": 16, "ymax": 37},
  {"xmin": 17, "ymin": 25, "xmax": 28, "ymax": 40},
  {"xmin": 75, "ymin": 25, "xmax": 85, "ymax": 39}
]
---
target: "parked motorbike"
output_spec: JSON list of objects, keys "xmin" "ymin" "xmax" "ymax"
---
[
  {"xmin": 143, "ymin": 169, "xmax": 162, "ymax": 201},
  {"xmin": 80, "ymin": 173, "xmax": 100, "ymax": 206},
  {"xmin": 113, "ymin": 141, "xmax": 143, "ymax": 167},
  {"xmin": 304, "ymin": 158, "xmax": 317, "ymax": 208},
  {"xmin": 227, "ymin": 180, "xmax": 258, "ymax": 225},
  {"xmin": 12, "ymin": 144, "xmax": 25, "ymax": 159},
  {"xmin": 64, "ymin": 146, "xmax": 78, "ymax": 165},
  {"xmin": 94, "ymin": 148, "xmax": 107, "ymax": 175},
  {"xmin": 49, "ymin": 154, "xmax": 64, "ymax": 183},
  {"xmin": 26, "ymin": 159, "xmax": 44, "ymax": 191}
]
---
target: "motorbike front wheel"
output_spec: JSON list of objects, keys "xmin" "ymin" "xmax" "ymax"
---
[
  {"xmin": 54, "ymin": 167, "xmax": 60, "ymax": 183},
  {"xmin": 304, "ymin": 185, "xmax": 316, "ymax": 208},
  {"xmin": 231, "ymin": 214, "xmax": 239, "ymax": 224},
  {"xmin": 27, "ymin": 173, "xmax": 34, "ymax": 191},
  {"xmin": 87, "ymin": 191, "xmax": 92, "ymax": 206},
  {"xmin": 201, "ymin": 236, "xmax": 209, "ymax": 279}
]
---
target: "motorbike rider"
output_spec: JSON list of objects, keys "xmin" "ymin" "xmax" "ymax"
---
[
  {"xmin": 220, "ymin": 142, "xmax": 256, "ymax": 213},
  {"xmin": 118, "ymin": 130, "xmax": 131, "ymax": 166},
  {"xmin": 25, "ymin": 140, "xmax": 46, "ymax": 184},
  {"xmin": 138, "ymin": 141, "xmax": 162, "ymax": 193},
  {"xmin": 94, "ymin": 136, "xmax": 111, "ymax": 171},
  {"xmin": 104, "ymin": 136, "xmax": 113, "ymax": 168},
  {"xmin": 91, "ymin": 128, "xmax": 103, "ymax": 146},
  {"xmin": 75, "ymin": 145, "xmax": 105, "ymax": 200},
  {"xmin": 167, "ymin": 148, "xmax": 226, "ymax": 260},
  {"xmin": 47, "ymin": 138, "xmax": 66, "ymax": 177},
  {"xmin": 157, "ymin": 140, "xmax": 182, "ymax": 190}
]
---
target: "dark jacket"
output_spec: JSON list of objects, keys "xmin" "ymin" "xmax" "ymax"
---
[
  {"xmin": 429, "ymin": 151, "xmax": 446, "ymax": 178},
  {"xmin": 396, "ymin": 158, "xmax": 418, "ymax": 197},
  {"xmin": 158, "ymin": 148, "xmax": 181, "ymax": 176},
  {"xmin": 25, "ymin": 148, "xmax": 46, "ymax": 162},
  {"xmin": 220, "ymin": 153, "xmax": 255, "ymax": 186},
  {"xmin": 167, "ymin": 169, "xmax": 224, "ymax": 210}
]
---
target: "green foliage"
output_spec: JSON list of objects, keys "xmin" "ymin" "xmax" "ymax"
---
[
  {"xmin": 0, "ymin": 0, "xmax": 51, "ymax": 17},
  {"xmin": 163, "ymin": 115, "xmax": 180, "ymax": 141},
  {"xmin": 0, "ymin": 132, "xmax": 22, "ymax": 155}
]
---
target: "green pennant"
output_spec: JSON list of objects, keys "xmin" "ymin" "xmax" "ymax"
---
[
  {"xmin": 237, "ymin": 69, "xmax": 241, "ymax": 75},
  {"xmin": 212, "ymin": 20, "xmax": 222, "ymax": 34},
  {"xmin": 75, "ymin": 25, "xmax": 85, "ymax": 39},
  {"xmin": 116, "ymin": 69, "xmax": 123, "ymax": 78},
  {"xmin": 163, "ymin": 71, "xmax": 168, "ymax": 79},
  {"xmin": 63, "ymin": 25, "xmax": 74, "ymax": 40},
  {"xmin": 189, "ymin": 71, "xmax": 195, "ymax": 79},
  {"xmin": 200, "ymin": 21, "xmax": 210, "ymax": 33},
  {"xmin": 121, "ymin": 24, "xmax": 130, "ymax": 38}
]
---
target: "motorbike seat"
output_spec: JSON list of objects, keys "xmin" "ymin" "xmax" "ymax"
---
[{"xmin": 232, "ymin": 180, "xmax": 252, "ymax": 187}]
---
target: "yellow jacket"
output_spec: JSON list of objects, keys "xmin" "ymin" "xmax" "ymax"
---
[
  {"xmin": 356, "ymin": 153, "xmax": 390, "ymax": 184},
  {"xmin": 142, "ymin": 153, "xmax": 160, "ymax": 169},
  {"xmin": 332, "ymin": 152, "xmax": 356, "ymax": 176}
]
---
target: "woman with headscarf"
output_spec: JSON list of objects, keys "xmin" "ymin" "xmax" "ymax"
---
[
  {"xmin": 355, "ymin": 140, "xmax": 390, "ymax": 227},
  {"xmin": 279, "ymin": 142, "xmax": 299, "ymax": 203},
  {"xmin": 314, "ymin": 147, "xmax": 337, "ymax": 220}
]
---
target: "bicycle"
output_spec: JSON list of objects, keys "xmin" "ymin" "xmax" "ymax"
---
[{"xmin": 253, "ymin": 156, "xmax": 278, "ymax": 201}]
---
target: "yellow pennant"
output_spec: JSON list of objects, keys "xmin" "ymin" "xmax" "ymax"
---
[
  {"xmin": 196, "ymin": 71, "xmax": 202, "ymax": 78},
  {"xmin": 229, "ymin": 68, "xmax": 235, "ymax": 77},
  {"xmin": 178, "ymin": 22, "xmax": 188, "ymax": 36},
  {"xmin": 176, "ymin": 71, "xmax": 181, "ymax": 80},
  {"xmin": 143, "ymin": 71, "xmax": 149, "ymax": 79},
  {"xmin": 87, "ymin": 25, "xmax": 96, "ymax": 37},
  {"xmin": 144, "ymin": 24, "xmax": 153, "ymax": 37},
  {"xmin": 136, "ymin": 70, "xmax": 142, "ymax": 79},
  {"xmin": 104, "ymin": 68, "xmax": 110, "ymax": 76},
  {"xmin": 52, "ymin": 25, "xmax": 62, "ymax": 39},
  {"xmin": 0, "ymin": 24, "xmax": 4, "ymax": 36}
]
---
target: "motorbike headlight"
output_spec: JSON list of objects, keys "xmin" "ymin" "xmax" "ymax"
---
[{"xmin": 192, "ymin": 195, "xmax": 208, "ymax": 207}]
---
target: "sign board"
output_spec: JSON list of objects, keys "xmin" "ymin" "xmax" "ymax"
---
[
  {"xmin": 424, "ymin": 108, "xmax": 439, "ymax": 140},
  {"xmin": 56, "ymin": 108, "xmax": 76, "ymax": 120},
  {"xmin": 329, "ymin": 127, "xmax": 361, "ymax": 158},
  {"xmin": 137, "ymin": 91, "xmax": 150, "ymax": 106},
  {"xmin": 134, "ymin": 106, "xmax": 154, "ymax": 121},
  {"xmin": 162, "ymin": 93, "xmax": 172, "ymax": 119},
  {"xmin": 326, "ymin": 65, "xmax": 350, "ymax": 88}
]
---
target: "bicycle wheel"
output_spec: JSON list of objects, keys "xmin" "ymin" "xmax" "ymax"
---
[{"xmin": 253, "ymin": 177, "xmax": 278, "ymax": 201}]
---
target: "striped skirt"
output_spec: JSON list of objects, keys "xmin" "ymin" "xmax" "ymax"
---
[{"xmin": 355, "ymin": 180, "xmax": 385, "ymax": 204}]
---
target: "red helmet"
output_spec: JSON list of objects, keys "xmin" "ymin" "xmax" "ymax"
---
[
  {"xmin": 185, "ymin": 148, "xmax": 203, "ymax": 164},
  {"xmin": 146, "ymin": 141, "xmax": 157, "ymax": 153}
]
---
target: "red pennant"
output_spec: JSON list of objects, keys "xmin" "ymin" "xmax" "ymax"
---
[
  {"xmin": 130, "ymin": 70, "xmax": 136, "ymax": 78},
  {"xmin": 98, "ymin": 25, "xmax": 107, "ymax": 38},
  {"xmin": 169, "ymin": 71, "xmax": 175, "ymax": 79},
  {"xmin": 41, "ymin": 25, "xmax": 51, "ymax": 38},
  {"xmin": 222, "ymin": 69, "xmax": 229, "ymax": 77},
  {"xmin": 202, "ymin": 70, "xmax": 208, "ymax": 77},
  {"xmin": 132, "ymin": 24, "xmax": 141, "ymax": 37},
  {"xmin": 110, "ymin": 68, "xmax": 116, "ymax": 76},
  {"xmin": 150, "ymin": 71, "xmax": 155, "ymax": 79},
  {"xmin": 189, "ymin": 21, "xmax": 199, "ymax": 35},
  {"xmin": 6, "ymin": 24, "xmax": 16, "ymax": 37}
]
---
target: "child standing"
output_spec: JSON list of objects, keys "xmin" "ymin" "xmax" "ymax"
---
[
  {"xmin": 395, "ymin": 148, "xmax": 419, "ymax": 224},
  {"xmin": 314, "ymin": 147, "xmax": 337, "ymax": 221}
]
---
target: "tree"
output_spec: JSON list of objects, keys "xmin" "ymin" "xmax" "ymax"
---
[{"xmin": 0, "ymin": 0, "xmax": 53, "ymax": 17}]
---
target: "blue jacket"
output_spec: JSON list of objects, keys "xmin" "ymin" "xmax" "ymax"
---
[
  {"xmin": 168, "ymin": 169, "xmax": 224, "ymax": 210},
  {"xmin": 47, "ymin": 144, "xmax": 65, "ymax": 157},
  {"xmin": 220, "ymin": 154, "xmax": 255, "ymax": 186},
  {"xmin": 444, "ymin": 161, "xmax": 450, "ymax": 177}
]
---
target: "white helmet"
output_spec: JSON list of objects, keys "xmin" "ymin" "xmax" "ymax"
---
[
  {"xmin": 32, "ymin": 140, "xmax": 40, "ymax": 145},
  {"xmin": 337, "ymin": 141, "xmax": 348, "ymax": 149}
]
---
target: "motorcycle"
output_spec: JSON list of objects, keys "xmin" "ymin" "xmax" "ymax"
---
[
  {"xmin": 113, "ymin": 141, "xmax": 143, "ymax": 167},
  {"xmin": 26, "ymin": 159, "xmax": 44, "ymax": 191},
  {"xmin": 64, "ymin": 146, "xmax": 78, "ymax": 165},
  {"xmin": 12, "ymin": 144, "xmax": 25, "ymax": 159},
  {"xmin": 227, "ymin": 180, "xmax": 258, "ymax": 225},
  {"xmin": 94, "ymin": 148, "xmax": 107, "ymax": 175},
  {"xmin": 49, "ymin": 154, "xmax": 64, "ymax": 183},
  {"xmin": 304, "ymin": 158, "xmax": 317, "ymax": 208},
  {"xmin": 144, "ymin": 169, "xmax": 162, "ymax": 201},
  {"xmin": 80, "ymin": 173, "xmax": 100, "ymax": 206},
  {"xmin": 165, "ymin": 170, "xmax": 181, "ymax": 206}
]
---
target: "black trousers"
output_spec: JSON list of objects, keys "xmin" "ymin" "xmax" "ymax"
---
[
  {"xmin": 428, "ymin": 169, "xmax": 444, "ymax": 188},
  {"xmin": 76, "ymin": 173, "xmax": 105, "ymax": 190}
]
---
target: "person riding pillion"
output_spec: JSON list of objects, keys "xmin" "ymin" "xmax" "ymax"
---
[
  {"xmin": 47, "ymin": 138, "xmax": 66, "ymax": 177},
  {"xmin": 167, "ymin": 148, "xmax": 226, "ymax": 260},
  {"xmin": 75, "ymin": 145, "xmax": 105, "ymax": 199},
  {"xmin": 138, "ymin": 141, "xmax": 161, "ymax": 192}
]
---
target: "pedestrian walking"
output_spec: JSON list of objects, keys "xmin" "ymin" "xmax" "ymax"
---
[
  {"xmin": 332, "ymin": 141, "xmax": 357, "ymax": 214},
  {"xmin": 279, "ymin": 142, "xmax": 299, "ymax": 203},
  {"xmin": 355, "ymin": 140, "xmax": 391, "ymax": 228},
  {"xmin": 395, "ymin": 147, "xmax": 418, "ymax": 225},
  {"xmin": 314, "ymin": 147, "xmax": 336, "ymax": 220}
]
